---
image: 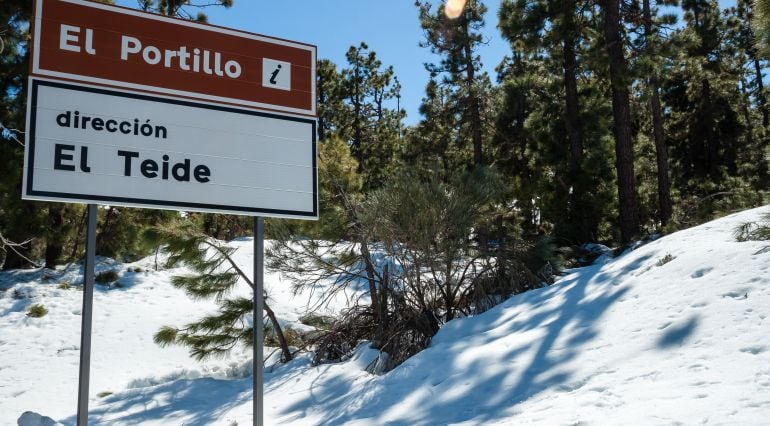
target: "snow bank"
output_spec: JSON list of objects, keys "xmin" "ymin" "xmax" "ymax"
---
[{"xmin": 1, "ymin": 207, "xmax": 770, "ymax": 424}]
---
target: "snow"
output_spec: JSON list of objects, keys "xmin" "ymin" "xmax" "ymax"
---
[{"xmin": 2, "ymin": 206, "xmax": 770, "ymax": 424}]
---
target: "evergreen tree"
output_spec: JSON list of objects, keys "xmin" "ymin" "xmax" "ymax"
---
[
  {"xmin": 417, "ymin": 0, "xmax": 493, "ymax": 167},
  {"xmin": 0, "ymin": 0, "xmax": 43, "ymax": 269},
  {"xmin": 335, "ymin": 43, "xmax": 403, "ymax": 190},
  {"xmin": 497, "ymin": 0, "xmax": 616, "ymax": 243},
  {"xmin": 658, "ymin": 0, "xmax": 763, "ymax": 224},
  {"xmin": 599, "ymin": 0, "xmax": 641, "ymax": 243},
  {"xmin": 730, "ymin": 0, "xmax": 770, "ymax": 187},
  {"xmin": 317, "ymin": 59, "xmax": 347, "ymax": 142},
  {"xmin": 638, "ymin": 0, "xmax": 675, "ymax": 225},
  {"xmin": 147, "ymin": 222, "xmax": 293, "ymax": 362},
  {"xmin": 404, "ymin": 79, "xmax": 464, "ymax": 180},
  {"xmin": 753, "ymin": 0, "xmax": 770, "ymax": 57},
  {"xmin": 138, "ymin": 0, "xmax": 232, "ymax": 21}
]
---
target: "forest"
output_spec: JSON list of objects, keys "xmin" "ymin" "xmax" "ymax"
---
[{"xmin": 2, "ymin": 0, "xmax": 769, "ymax": 369}]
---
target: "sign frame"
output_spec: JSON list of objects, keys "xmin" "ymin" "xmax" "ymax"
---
[
  {"xmin": 30, "ymin": 0, "xmax": 317, "ymax": 117},
  {"xmin": 24, "ymin": 78, "xmax": 319, "ymax": 219}
]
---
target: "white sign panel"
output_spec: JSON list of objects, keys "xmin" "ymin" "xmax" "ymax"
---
[{"xmin": 23, "ymin": 79, "xmax": 318, "ymax": 218}]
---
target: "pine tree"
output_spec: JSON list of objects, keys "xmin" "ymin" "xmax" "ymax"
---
[
  {"xmin": 497, "ymin": 0, "xmax": 617, "ymax": 243},
  {"xmin": 317, "ymin": 59, "xmax": 347, "ymax": 142},
  {"xmin": 147, "ymin": 222, "xmax": 293, "ymax": 362},
  {"xmin": 599, "ymin": 0, "xmax": 641, "ymax": 243},
  {"xmin": 753, "ymin": 0, "xmax": 770, "ymax": 57},
  {"xmin": 639, "ymin": 0, "xmax": 674, "ymax": 225},
  {"xmin": 0, "ymin": 0, "xmax": 44, "ymax": 269},
  {"xmin": 138, "ymin": 0, "xmax": 232, "ymax": 21},
  {"xmin": 727, "ymin": 0, "xmax": 770, "ymax": 187},
  {"xmin": 336, "ymin": 43, "xmax": 402, "ymax": 190},
  {"xmin": 417, "ymin": 0, "xmax": 493, "ymax": 167}
]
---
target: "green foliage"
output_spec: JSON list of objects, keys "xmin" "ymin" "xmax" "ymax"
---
[
  {"xmin": 270, "ymin": 166, "xmax": 560, "ymax": 368},
  {"xmin": 361, "ymin": 167, "xmax": 557, "ymax": 320},
  {"xmin": 416, "ymin": 0, "xmax": 494, "ymax": 168},
  {"xmin": 26, "ymin": 304, "xmax": 48, "ymax": 318},
  {"xmin": 146, "ymin": 222, "xmax": 293, "ymax": 362},
  {"xmin": 137, "ymin": 0, "xmax": 232, "ymax": 21},
  {"xmin": 735, "ymin": 212, "xmax": 770, "ymax": 241},
  {"xmin": 265, "ymin": 325, "xmax": 303, "ymax": 348},
  {"xmin": 0, "ymin": 0, "xmax": 43, "ymax": 270},
  {"xmin": 753, "ymin": 0, "xmax": 770, "ymax": 57},
  {"xmin": 656, "ymin": 254, "xmax": 675, "ymax": 266},
  {"xmin": 496, "ymin": 0, "xmax": 617, "ymax": 243},
  {"xmin": 299, "ymin": 314, "xmax": 334, "ymax": 330}
]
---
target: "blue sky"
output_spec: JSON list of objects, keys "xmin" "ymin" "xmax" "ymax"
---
[
  {"xmin": 114, "ymin": 0, "xmax": 505, "ymax": 124},
  {"xmin": 116, "ymin": 0, "xmax": 738, "ymax": 125}
]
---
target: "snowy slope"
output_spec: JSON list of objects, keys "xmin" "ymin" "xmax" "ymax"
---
[{"xmin": 2, "ymin": 206, "xmax": 770, "ymax": 425}]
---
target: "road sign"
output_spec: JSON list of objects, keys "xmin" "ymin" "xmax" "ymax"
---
[
  {"xmin": 24, "ymin": 79, "xmax": 317, "ymax": 218},
  {"xmin": 31, "ymin": 0, "xmax": 316, "ymax": 116},
  {"xmin": 26, "ymin": 2, "xmax": 317, "ymax": 425},
  {"xmin": 25, "ymin": 0, "xmax": 318, "ymax": 218}
]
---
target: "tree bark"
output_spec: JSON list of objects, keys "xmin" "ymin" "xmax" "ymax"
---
[
  {"xmin": 461, "ymin": 15, "xmax": 484, "ymax": 166},
  {"xmin": 352, "ymin": 52, "xmax": 364, "ymax": 169},
  {"xmin": 754, "ymin": 57, "xmax": 769, "ymax": 128},
  {"xmin": 45, "ymin": 204, "xmax": 64, "ymax": 269},
  {"xmin": 318, "ymin": 70, "xmax": 327, "ymax": 141},
  {"xmin": 642, "ymin": 0, "xmax": 672, "ymax": 225},
  {"xmin": 600, "ymin": 0, "xmax": 640, "ymax": 243},
  {"xmin": 701, "ymin": 78, "xmax": 719, "ymax": 177},
  {"xmin": 561, "ymin": 0, "xmax": 590, "ymax": 241},
  {"xmin": 263, "ymin": 301, "xmax": 293, "ymax": 362}
]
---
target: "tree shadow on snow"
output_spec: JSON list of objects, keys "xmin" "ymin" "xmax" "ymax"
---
[
  {"xmin": 275, "ymin": 255, "xmax": 637, "ymax": 425},
  {"xmin": 657, "ymin": 315, "xmax": 699, "ymax": 348},
  {"xmin": 59, "ymin": 377, "xmax": 251, "ymax": 425}
]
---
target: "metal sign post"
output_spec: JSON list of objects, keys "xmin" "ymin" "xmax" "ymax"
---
[
  {"xmin": 76, "ymin": 204, "xmax": 97, "ymax": 426},
  {"xmin": 253, "ymin": 217, "xmax": 265, "ymax": 426}
]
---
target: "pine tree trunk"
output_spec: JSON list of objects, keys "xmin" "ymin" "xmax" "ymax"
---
[
  {"xmin": 701, "ymin": 78, "xmax": 720, "ymax": 177},
  {"xmin": 45, "ymin": 204, "xmax": 63, "ymax": 269},
  {"xmin": 562, "ymin": 0, "xmax": 590, "ymax": 241},
  {"xmin": 754, "ymin": 57, "xmax": 769, "ymax": 128},
  {"xmin": 600, "ymin": 0, "xmax": 639, "ymax": 243},
  {"xmin": 318, "ymin": 71, "xmax": 327, "ymax": 141},
  {"xmin": 563, "ymin": 0, "xmax": 583, "ymax": 171},
  {"xmin": 462, "ymin": 16, "xmax": 484, "ymax": 166},
  {"xmin": 352, "ymin": 56, "xmax": 364, "ymax": 170},
  {"xmin": 643, "ymin": 0, "xmax": 673, "ymax": 225},
  {"xmin": 740, "ymin": 78, "xmax": 768, "ymax": 186},
  {"xmin": 263, "ymin": 301, "xmax": 293, "ymax": 362}
]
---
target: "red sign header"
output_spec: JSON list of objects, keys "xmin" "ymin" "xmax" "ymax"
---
[{"xmin": 32, "ymin": 0, "xmax": 317, "ymax": 116}]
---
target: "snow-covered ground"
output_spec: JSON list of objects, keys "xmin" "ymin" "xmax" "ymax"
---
[{"xmin": 2, "ymin": 206, "xmax": 770, "ymax": 425}]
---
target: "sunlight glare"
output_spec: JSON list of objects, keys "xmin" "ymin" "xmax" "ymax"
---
[{"xmin": 444, "ymin": 0, "xmax": 467, "ymax": 19}]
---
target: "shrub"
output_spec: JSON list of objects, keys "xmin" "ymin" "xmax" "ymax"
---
[
  {"xmin": 265, "ymin": 326, "xmax": 303, "ymax": 348},
  {"xmin": 57, "ymin": 281, "xmax": 71, "ymax": 290},
  {"xmin": 95, "ymin": 270, "xmax": 119, "ymax": 284},
  {"xmin": 27, "ymin": 304, "xmax": 48, "ymax": 318},
  {"xmin": 656, "ymin": 254, "xmax": 675, "ymax": 266},
  {"xmin": 299, "ymin": 314, "xmax": 334, "ymax": 330},
  {"xmin": 270, "ymin": 167, "xmax": 560, "ymax": 370},
  {"xmin": 735, "ymin": 213, "xmax": 770, "ymax": 242}
]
